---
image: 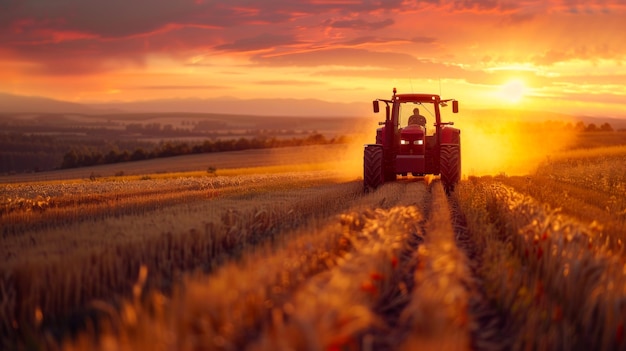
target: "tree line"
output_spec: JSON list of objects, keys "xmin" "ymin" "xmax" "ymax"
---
[
  {"xmin": 60, "ymin": 133, "xmax": 348, "ymax": 169},
  {"xmin": 581, "ymin": 122, "xmax": 614, "ymax": 132},
  {"xmin": 0, "ymin": 134, "xmax": 154, "ymax": 174}
]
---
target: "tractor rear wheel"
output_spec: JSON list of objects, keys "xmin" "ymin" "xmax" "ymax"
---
[
  {"xmin": 440, "ymin": 144, "xmax": 461, "ymax": 194},
  {"xmin": 363, "ymin": 145, "xmax": 384, "ymax": 192}
]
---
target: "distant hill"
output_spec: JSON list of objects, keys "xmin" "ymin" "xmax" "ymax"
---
[
  {"xmin": 0, "ymin": 92, "xmax": 370, "ymax": 117},
  {"xmin": 87, "ymin": 97, "xmax": 370, "ymax": 118},
  {"xmin": 1, "ymin": 92, "xmax": 625, "ymax": 129},
  {"xmin": 0, "ymin": 92, "xmax": 101, "ymax": 114}
]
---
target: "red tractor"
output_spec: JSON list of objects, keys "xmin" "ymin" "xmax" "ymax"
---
[{"xmin": 363, "ymin": 88, "xmax": 461, "ymax": 193}]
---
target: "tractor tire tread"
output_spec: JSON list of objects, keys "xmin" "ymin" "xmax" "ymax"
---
[
  {"xmin": 440, "ymin": 144, "xmax": 461, "ymax": 194},
  {"xmin": 363, "ymin": 145, "xmax": 384, "ymax": 192}
]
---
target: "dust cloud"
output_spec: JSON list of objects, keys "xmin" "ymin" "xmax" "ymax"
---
[
  {"xmin": 337, "ymin": 114, "xmax": 579, "ymax": 178},
  {"xmin": 262, "ymin": 116, "xmax": 380, "ymax": 180},
  {"xmin": 265, "ymin": 112, "xmax": 578, "ymax": 180},
  {"xmin": 457, "ymin": 117, "xmax": 578, "ymax": 176},
  {"xmin": 329, "ymin": 117, "xmax": 382, "ymax": 179}
]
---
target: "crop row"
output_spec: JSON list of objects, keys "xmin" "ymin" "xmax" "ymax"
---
[
  {"xmin": 61, "ymin": 181, "xmax": 479, "ymax": 351},
  {"xmin": 60, "ymin": 181, "xmax": 424, "ymax": 350},
  {"xmin": 399, "ymin": 184, "xmax": 473, "ymax": 351},
  {"xmin": 539, "ymin": 146, "xmax": 626, "ymax": 196},
  {"xmin": 1, "ymin": 172, "xmax": 337, "ymax": 234},
  {"xmin": 499, "ymin": 175, "xmax": 626, "ymax": 250},
  {"xmin": 497, "ymin": 145, "xmax": 626, "ymax": 250},
  {"xmin": 455, "ymin": 178, "xmax": 626, "ymax": 350},
  {"xmin": 1, "ymin": 175, "xmax": 361, "ymax": 349}
]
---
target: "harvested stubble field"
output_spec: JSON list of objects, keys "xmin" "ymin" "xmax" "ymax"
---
[{"xmin": 1, "ymin": 144, "xmax": 626, "ymax": 351}]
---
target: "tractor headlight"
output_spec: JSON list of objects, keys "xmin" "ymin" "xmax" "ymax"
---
[
  {"xmin": 414, "ymin": 140, "xmax": 424, "ymax": 145},
  {"xmin": 400, "ymin": 139, "xmax": 409, "ymax": 145}
]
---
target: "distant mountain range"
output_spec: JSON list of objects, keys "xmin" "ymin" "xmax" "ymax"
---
[
  {"xmin": 0, "ymin": 92, "xmax": 101, "ymax": 114},
  {"xmin": 89, "ymin": 97, "xmax": 371, "ymax": 117},
  {"xmin": 1, "ymin": 92, "xmax": 625, "ymax": 129},
  {"xmin": 0, "ymin": 92, "xmax": 369, "ymax": 117}
]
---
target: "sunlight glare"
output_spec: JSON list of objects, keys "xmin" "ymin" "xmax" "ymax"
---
[
  {"xmin": 458, "ymin": 117, "xmax": 577, "ymax": 176},
  {"xmin": 499, "ymin": 79, "xmax": 526, "ymax": 104}
]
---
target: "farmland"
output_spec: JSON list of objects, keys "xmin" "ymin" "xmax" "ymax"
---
[
  {"xmin": 0, "ymin": 111, "xmax": 364, "ymax": 174},
  {"xmin": 1, "ymin": 131, "xmax": 626, "ymax": 350}
]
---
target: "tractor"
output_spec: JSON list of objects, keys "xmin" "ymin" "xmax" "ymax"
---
[{"xmin": 363, "ymin": 88, "xmax": 461, "ymax": 193}]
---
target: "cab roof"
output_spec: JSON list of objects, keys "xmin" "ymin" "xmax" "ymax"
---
[{"xmin": 393, "ymin": 93, "xmax": 441, "ymax": 103}]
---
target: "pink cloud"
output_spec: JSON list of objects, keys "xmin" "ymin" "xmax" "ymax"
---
[
  {"xmin": 327, "ymin": 18, "xmax": 395, "ymax": 30},
  {"xmin": 214, "ymin": 33, "xmax": 299, "ymax": 52},
  {"xmin": 1, "ymin": 0, "xmax": 625, "ymax": 107},
  {"xmin": 251, "ymin": 48, "xmax": 420, "ymax": 68}
]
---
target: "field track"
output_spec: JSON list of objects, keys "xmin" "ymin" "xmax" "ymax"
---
[
  {"xmin": 2, "ymin": 144, "xmax": 626, "ymax": 350},
  {"xmin": 2, "ymin": 173, "xmax": 508, "ymax": 350}
]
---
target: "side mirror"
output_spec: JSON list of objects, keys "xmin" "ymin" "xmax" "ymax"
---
[
  {"xmin": 452, "ymin": 100, "xmax": 459, "ymax": 113},
  {"xmin": 373, "ymin": 100, "xmax": 380, "ymax": 113}
]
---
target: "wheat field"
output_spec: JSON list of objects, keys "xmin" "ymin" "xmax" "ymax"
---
[{"xmin": 1, "ymin": 142, "xmax": 626, "ymax": 351}]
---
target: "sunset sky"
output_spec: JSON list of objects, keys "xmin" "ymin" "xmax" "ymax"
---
[{"xmin": 1, "ymin": 0, "xmax": 625, "ymax": 117}]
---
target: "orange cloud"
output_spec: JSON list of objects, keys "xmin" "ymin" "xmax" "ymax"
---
[{"xmin": 0, "ymin": 0, "xmax": 624, "ymax": 117}]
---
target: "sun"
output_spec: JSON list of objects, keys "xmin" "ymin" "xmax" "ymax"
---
[{"xmin": 499, "ymin": 79, "xmax": 526, "ymax": 104}]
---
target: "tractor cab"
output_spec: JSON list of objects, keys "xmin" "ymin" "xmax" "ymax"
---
[{"xmin": 365, "ymin": 88, "xmax": 461, "ymax": 193}]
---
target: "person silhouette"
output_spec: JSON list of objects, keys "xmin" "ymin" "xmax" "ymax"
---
[{"xmin": 408, "ymin": 108, "xmax": 426, "ymax": 126}]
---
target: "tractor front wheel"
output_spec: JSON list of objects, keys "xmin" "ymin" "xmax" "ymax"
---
[
  {"xmin": 363, "ymin": 145, "xmax": 384, "ymax": 192},
  {"xmin": 440, "ymin": 144, "xmax": 461, "ymax": 194}
]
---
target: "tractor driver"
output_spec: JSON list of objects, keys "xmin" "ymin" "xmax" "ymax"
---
[{"xmin": 408, "ymin": 108, "xmax": 427, "ymax": 127}]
